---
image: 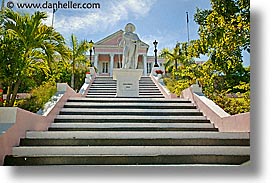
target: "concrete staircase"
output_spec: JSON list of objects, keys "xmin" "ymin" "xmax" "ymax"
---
[
  {"xmin": 4, "ymin": 76, "xmax": 250, "ymax": 166},
  {"xmin": 86, "ymin": 76, "xmax": 164, "ymax": 98}
]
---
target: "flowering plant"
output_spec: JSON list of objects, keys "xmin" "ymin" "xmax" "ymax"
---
[{"xmin": 155, "ymin": 70, "xmax": 163, "ymax": 74}]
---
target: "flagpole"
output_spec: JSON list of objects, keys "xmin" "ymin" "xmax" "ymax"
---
[
  {"xmin": 52, "ymin": 8, "xmax": 57, "ymax": 27},
  {"xmin": 186, "ymin": 12, "xmax": 190, "ymax": 45}
]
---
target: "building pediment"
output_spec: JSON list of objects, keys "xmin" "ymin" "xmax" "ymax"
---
[{"xmin": 94, "ymin": 30, "xmax": 149, "ymax": 49}]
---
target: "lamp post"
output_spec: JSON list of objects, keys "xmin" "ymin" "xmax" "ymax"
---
[
  {"xmin": 89, "ymin": 40, "xmax": 94, "ymax": 66},
  {"xmin": 153, "ymin": 40, "xmax": 159, "ymax": 67}
]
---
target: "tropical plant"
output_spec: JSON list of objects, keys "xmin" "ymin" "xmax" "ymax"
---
[
  {"xmin": 0, "ymin": 9, "xmax": 67, "ymax": 106},
  {"xmin": 160, "ymin": 42, "xmax": 192, "ymax": 74},
  {"xmin": 68, "ymin": 34, "xmax": 89, "ymax": 90},
  {"xmin": 16, "ymin": 81, "xmax": 57, "ymax": 113}
]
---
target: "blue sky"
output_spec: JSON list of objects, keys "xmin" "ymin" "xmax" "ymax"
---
[{"xmin": 8, "ymin": 0, "xmax": 250, "ymax": 65}]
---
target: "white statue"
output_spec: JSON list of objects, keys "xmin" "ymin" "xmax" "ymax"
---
[{"xmin": 119, "ymin": 23, "xmax": 140, "ymax": 69}]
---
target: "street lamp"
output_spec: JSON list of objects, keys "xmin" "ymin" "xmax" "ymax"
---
[
  {"xmin": 153, "ymin": 40, "xmax": 159, "ymax": 67},
  {"xmin": 89, "ymin": 40, "xmax": 94, "ymax": 66}
]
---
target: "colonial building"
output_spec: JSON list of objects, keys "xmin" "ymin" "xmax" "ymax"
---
[{"xmin": 91, "ymin": 28, "xmax": 165, "ymax": 76}]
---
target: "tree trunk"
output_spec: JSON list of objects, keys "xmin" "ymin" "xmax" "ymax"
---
[
  {"xmin": 9, "ymin": 79, "xmax": 21, "ymax": 107},
  {"xmin": 6, "ymin": 84, "xmax": 12, "ymax": 106},
  {"xmin": 71, "ymin": 60, "xmax": 75, "ymax": 90},
  {"xmin": 71, "ymin": 73, "xmax": 74, "ymax": 90}
]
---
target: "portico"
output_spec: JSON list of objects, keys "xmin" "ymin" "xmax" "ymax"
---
[{"xmin": 91, "ymin": 29, "xmax": 164, "ymax": 76}]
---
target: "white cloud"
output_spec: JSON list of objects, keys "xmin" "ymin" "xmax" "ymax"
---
[
  {"xmin": 53, "ymin": 0, "xmax": 157, "ymax": 35},
  {"xmin": 141, "ymin": 32, "xmax": 177, "ymax": 55}
]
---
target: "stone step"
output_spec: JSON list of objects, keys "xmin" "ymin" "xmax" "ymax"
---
[
  {"xmin": 139, "ymin": 83, "xmax": 157, "ymax": 85},
  {"xmin": 86, "ymin": 94, "xmax": 164, "ymax": 97},
  {"xmin": 139, "ymin": 96, "xmax": 165, "ymax": 98},
  {"xmin": 90, "ymin": 84, "xmax": 157, "ymax": 88},
  {"xmin": 139, "ymin": 87, "xmax": 159, "ymax": 89},
  {"xmin": 86, "ymin": 93, "xmax": 164, "ymax": 97},
  {"xmin": 139, "ymin": 81, "xmax": 156, "ymax": 83},
  {"xmin": 92, "ymin": 80, "xmax": 155, "ymax": 83},
  {"xmin": 89, "ymin": 86, "xmax": 116, "ymax": 89},
  {"xmin": 94, "ymin": 77, "xmax": 152, "ymax": 80},
  {"xmin": 139, "ymin": 90, "xmax": 162, "ymax": 94},
  {"xmin": 91, "ymin": 84, "xmax": 117, "ymax": 86},
  {"xmin": 63, "ymin": 102, "xmax": 196, "ymax": 109},
  {"xmin": 139, "ymin": 95, "xmax": 165, "ymax": 98},
  {"xmin": 88, "ymin": 90, "xmax": 161, "ymax": 93},
  {"xmin": 92, "ymin": 81, "xmax": 156, "ymax": 84},
  {"xmin": 85, "ymin": 95, "xmax": 165, "ymax": 98},
  {"xmin": 88, "ymin": 87, "xmax": 116, "ymax": 89},
  {"xmin": 49, "ymin": 122, "xmax": 215, "ymax": 128},
  {"xmin": 67, "ymin": 97, "xmax": 188, "ymax": 103},
  {"xmin": 4, "ymin": 153, "xmax": 250, "ymax": 165},
  {"xmin": 91, "ymin": 82, "xmax": 156, "ymax": 87},
  {"xmin": 47, "ymin": 122, "xmax": 217, "ymax": 132},
  {"xmin": 85, "ymin": 95, "xmax": 116, "ymax": 98},
  {"xmin": 59, "ymin": 108, "xmax": 203, "ymax": 116},
  {"xmin": 89, "ymin": 87, "xmax": 159, "ymax": 90},
  {"xmin": 19, "ymin": 136, "xmax": 251, "ymax": 147},
  {"xmin": 10, "ymin": 146, "xmax": 250, "ymax": 156},
  {"xmin": 54, "ymin": 115, "xmax": 209, "ymax": 123},
  {"xmin": 138, "ymin": 93, "xmax": 163, "ymax": 95},
  {"xmin": 25, "ymin": 131, "xmax": 249, "ymax": 139},
  {"xmin": 92, "ymin": 82, "xmax": 117, "ymax": 84},
  {"xmin": 86, "ymin": 93, "xmax": 116, "ymax": 95},
  {"xmin": 90, "ymin": 85, "xmax": 158, "ymax": 89}
]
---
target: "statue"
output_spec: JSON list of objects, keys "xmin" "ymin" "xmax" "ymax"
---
[{"xmin": 119, "ymin": 23, "xmax": 140, "ymax": 69}]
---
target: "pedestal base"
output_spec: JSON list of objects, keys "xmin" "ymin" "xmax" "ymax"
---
[{"xmin": 113, "ymin": 69, "xmax": 143, "ymax": 97}]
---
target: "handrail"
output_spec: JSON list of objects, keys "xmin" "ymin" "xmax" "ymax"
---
[
  {"xmin": 181, "ymin": 87, "xmax": 250, "ymax": 132},
  {"xmin": 150, "ymin": 74, "xmax": 177, "ymax": 99},
  {"xmin": 0, "ymin": 83, "xmax": 79, "ymax": 165}
]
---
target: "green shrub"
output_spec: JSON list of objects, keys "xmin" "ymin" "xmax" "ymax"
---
[
  {"xmin": 163, "ymin": 77, "xmax": 250, "ymax": 115},
  {"xmin": 16, "ymin": 81, "xmax": 57, "ymax": 113},
  {"xmin": 209, "ymin": 91, "xmax": 250, "ymax": 115}
]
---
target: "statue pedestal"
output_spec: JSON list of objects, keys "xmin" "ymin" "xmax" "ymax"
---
[{"xmin": 113, "ymin": 69, "xmax": 143, "ymax": 97}]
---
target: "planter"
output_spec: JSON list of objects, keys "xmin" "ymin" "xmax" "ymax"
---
[{"xmin": 157, "ymin": 74, "xmax": 162, "ymax": 80}]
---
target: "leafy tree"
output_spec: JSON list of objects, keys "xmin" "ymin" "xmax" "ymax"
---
[
  {"xmin": 162, "ymin": 0, "xmax": 250, "ymax": 114},
  {"xmin": 161, "ymin": 42, "xmax": 191, "ymax": 74},
  {"xmin": 68, "ymin": 34, "xmax": 89, "ymax": 90},
  {"xmin": 194, "ymin": 0, "xmax": 250, "ymax": 77},
  {"xmin": 0, "ymin": 9, "xmax": 67, "ymax": 106}
]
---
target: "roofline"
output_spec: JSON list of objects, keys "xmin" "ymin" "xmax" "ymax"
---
[
  {"xmin": 94, "ymin": 29, "xmax": 149, "ymax": 48},
  {"xmin": 95, "ymin": 30, "xmax": 123, "ymax": 45}
]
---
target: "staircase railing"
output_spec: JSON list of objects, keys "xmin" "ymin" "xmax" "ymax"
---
[
  {"xmin": 181, "ymin": 85, "xmax": 250, "ymax": 132},
  {"xmin": 0, "ymin": 83, "xmax": 79, "ymax": 165},
  {"xmin": 78, "ymin": 67, "xmax": 97, "ymax": 96}
]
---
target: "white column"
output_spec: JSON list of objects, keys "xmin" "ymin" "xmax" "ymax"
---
[
  {"xmin": 110, "ymin": 54, "xmax": 114, "ymax": 76},
  {"xmin": 94, "ymin": 54, "xmax": 99, "ymax": 68},
  {"xmin": 143, "ymin": 54, "xmax": 147, "ymax": 76}
]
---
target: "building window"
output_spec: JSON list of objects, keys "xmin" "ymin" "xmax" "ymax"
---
[
  {"xmin": 102, "ymin": 62, "xmax": 109, "ymax": 73},
  {"xmin": 147, "ymin": 63, "xmax": 152, "ymax": 74},
  {"xmin": 117, "ymin": 62, "xmax": 122, "ymax": 68}
]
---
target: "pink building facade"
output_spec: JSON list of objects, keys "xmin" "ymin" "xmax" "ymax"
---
[{"xmin": 91, "ymin": 29, "xmax": 165, "ymax": 76}]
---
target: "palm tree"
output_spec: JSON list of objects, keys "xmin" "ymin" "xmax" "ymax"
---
[
  {"xmin": 2, "ymin": 9, "xmax": 67, "ymax": 106},
  {"xmin": 1, "ymin": 0, "xmax": 4, "ymax": 12},
  {"xmin": 1, "ymin": 0, "xmax": 5, "ymax": 30},
  {"xmin": 69, "ymin": 34, "xmax": 89, "ymax": 90},
  {"xmin": 161, "ymin": 42, "xmax": 190, "ymax": 74}
]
